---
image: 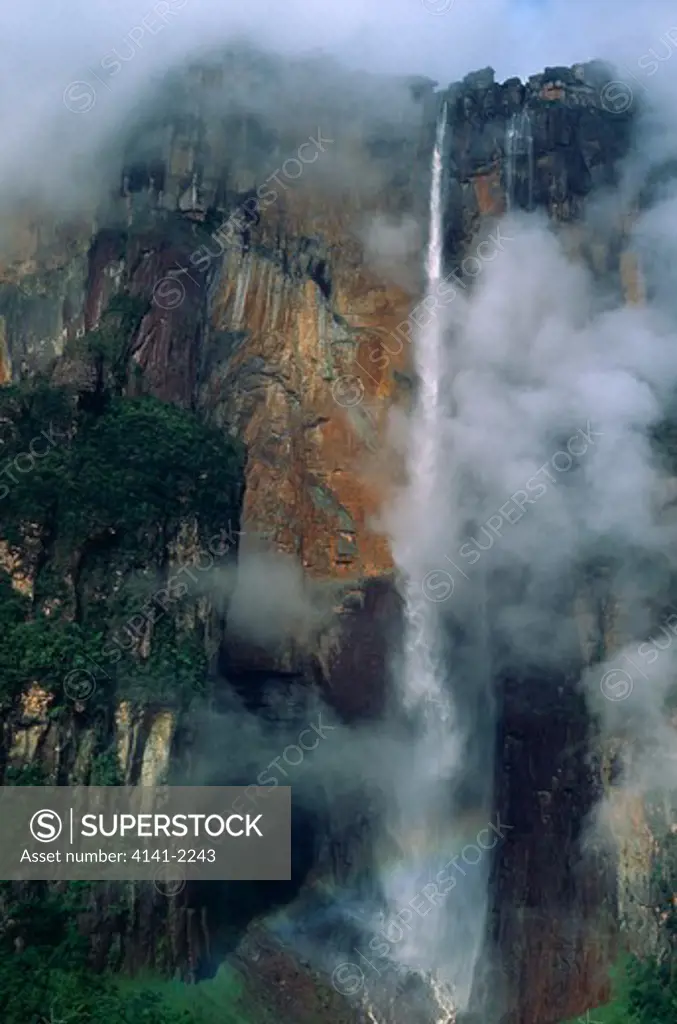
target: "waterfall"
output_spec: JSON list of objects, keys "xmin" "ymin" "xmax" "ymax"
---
[
  {"xmin": 373, "ymin": 101, "xmax": 496, "ymax": 1020},
  {"xmin": 505, "ymin": 109, "xmax": 534, "ymax": 211},
  {"xmin": 376, "ymin": 107, "xmax": 462, "ymax": 1019},
  {"xmin": 275, "ymin": 102, "xmax": 493, "ymax": 1024},
  {"xmin": 399, "ymin": 108, "xmax": 449, "ymax": 726}
]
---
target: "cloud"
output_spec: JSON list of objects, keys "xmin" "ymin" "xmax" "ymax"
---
[
  {"xmin": 4, "ymin": 0, "xmax": 677, "ymax": 216},
  {"xmin": 373, "ymin": 33, "xmax": 677, "ymax": 994},
  {"xmin": 210, "ymin": 548, "xmax": 336, "ymax": 650},
  {"xmin": 5, "ymin": 0, "xmax": 677, "ymax": 1011}
]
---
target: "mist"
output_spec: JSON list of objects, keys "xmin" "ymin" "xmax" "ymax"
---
[
  {"xmin": 4, "ymin": 0, "xmax": 677, "ymax": 222},
  {"xmin": 376, "ymin": 55, "xmax": 677, "ymax": 1023},
  {"xmin": 6, "ymin": 0, "xmax": 677, "ymax": 1018},
  {"xmin": 203, "ymin": 548, "xmax": 337, "ymax": 650}
]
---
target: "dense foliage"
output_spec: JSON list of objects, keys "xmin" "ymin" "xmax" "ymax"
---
[
  {"xmin": 0, "ymin": 882, "xmax": 260, "ymax": 1024},
  {"xmin": 564, "ymin": 831, "xmax": 677, "ymax": 1023},
  {"xmin": 0, "ymin": 332, "xmax": 245, "ymax": 712},
  {"xmin": 0, "ymin": 296, "xmax": 255, "ymax": 1020}
]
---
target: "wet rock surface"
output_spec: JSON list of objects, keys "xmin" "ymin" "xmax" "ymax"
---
[{"xmin": 0, "ymin": 51, "xmax": 652, "ymax": 1024}]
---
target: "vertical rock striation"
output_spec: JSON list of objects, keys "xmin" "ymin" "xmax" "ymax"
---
[{"xmin": 0, "ymin": 49, "xmax": 664, "ymax": 1024}]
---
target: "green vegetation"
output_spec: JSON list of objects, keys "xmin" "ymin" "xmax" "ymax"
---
[
  {"xmin": 563, "ymin": 831, "xmax": 677, "ymax": 1023},
  {"xmin": 0, "ymin": 290, "xmax": 258, "ymax": 1020},
  {"xmin": 617, "ymin": 829, "xmax": 677, "ymax": 1024},
  {"xmin": 0, "ymin": 883, "xmax": 266, "ymax": 1024},
  {"xmin": 81, "ymin": 293, "xmax": 148, "ymax": 389},
  {"xmin": 0, "ymin": 377, "xmax": 244, "ymax": 556},
  {"xmin": 0, "ymin": 309, "xmax": 245, "ymax": 712},
  {"xmin": 562, "ymin": 956, "xmax": 677, "ymax": 1024}
]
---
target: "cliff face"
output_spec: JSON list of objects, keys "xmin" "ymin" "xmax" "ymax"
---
[
  {"xmin": 0, "ymin": 48, "xmax": 435, "ymax": 996},
  {"xmin": 2, "ymin": 52, "xmax": 437, "ymax": 578},
  {"xmin": 0, "ymin": 48, "xmax": 662, "ymax": 1024},
  {"xmin": 436, "ymin": 64, "xmax": 635, "ymax": 1024}
]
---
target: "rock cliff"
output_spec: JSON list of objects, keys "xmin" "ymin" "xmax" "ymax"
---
[{"xmin": 0, "ymin": 47, "xmax": 668, "ymax": 1024}]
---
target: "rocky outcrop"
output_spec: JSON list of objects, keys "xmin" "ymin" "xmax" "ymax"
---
[
  {"xmin": 433, "ymin": 63, "xmax": 648, "ymax": 1024},
  {"xmin": 0, "ymin": 47, "xmax": 667, "ymax": 1024},
  {"xmin": 442, "ymin": 62, "xmax": 632, "ymax": 223}
]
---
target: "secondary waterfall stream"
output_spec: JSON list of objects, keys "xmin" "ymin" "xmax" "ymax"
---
[{"xmin": 505, "ymin": 109, "xmax": 534, "ymax": 211}]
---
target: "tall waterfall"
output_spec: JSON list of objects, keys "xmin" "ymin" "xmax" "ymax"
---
[
  {"xmin": 375, "ymin": 101, "xmax": 496, "ymax": 1019},
  {"xmin": 400, "ymin": 107, "xmax": 449, "ymax": 718},
  {"xmin": 505, "ymin": 109, "xmax": 533, "ymax": 211},
  {"xmin": 378, "ymin": 107, "xmax": 463, "ymax": 1017}
]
